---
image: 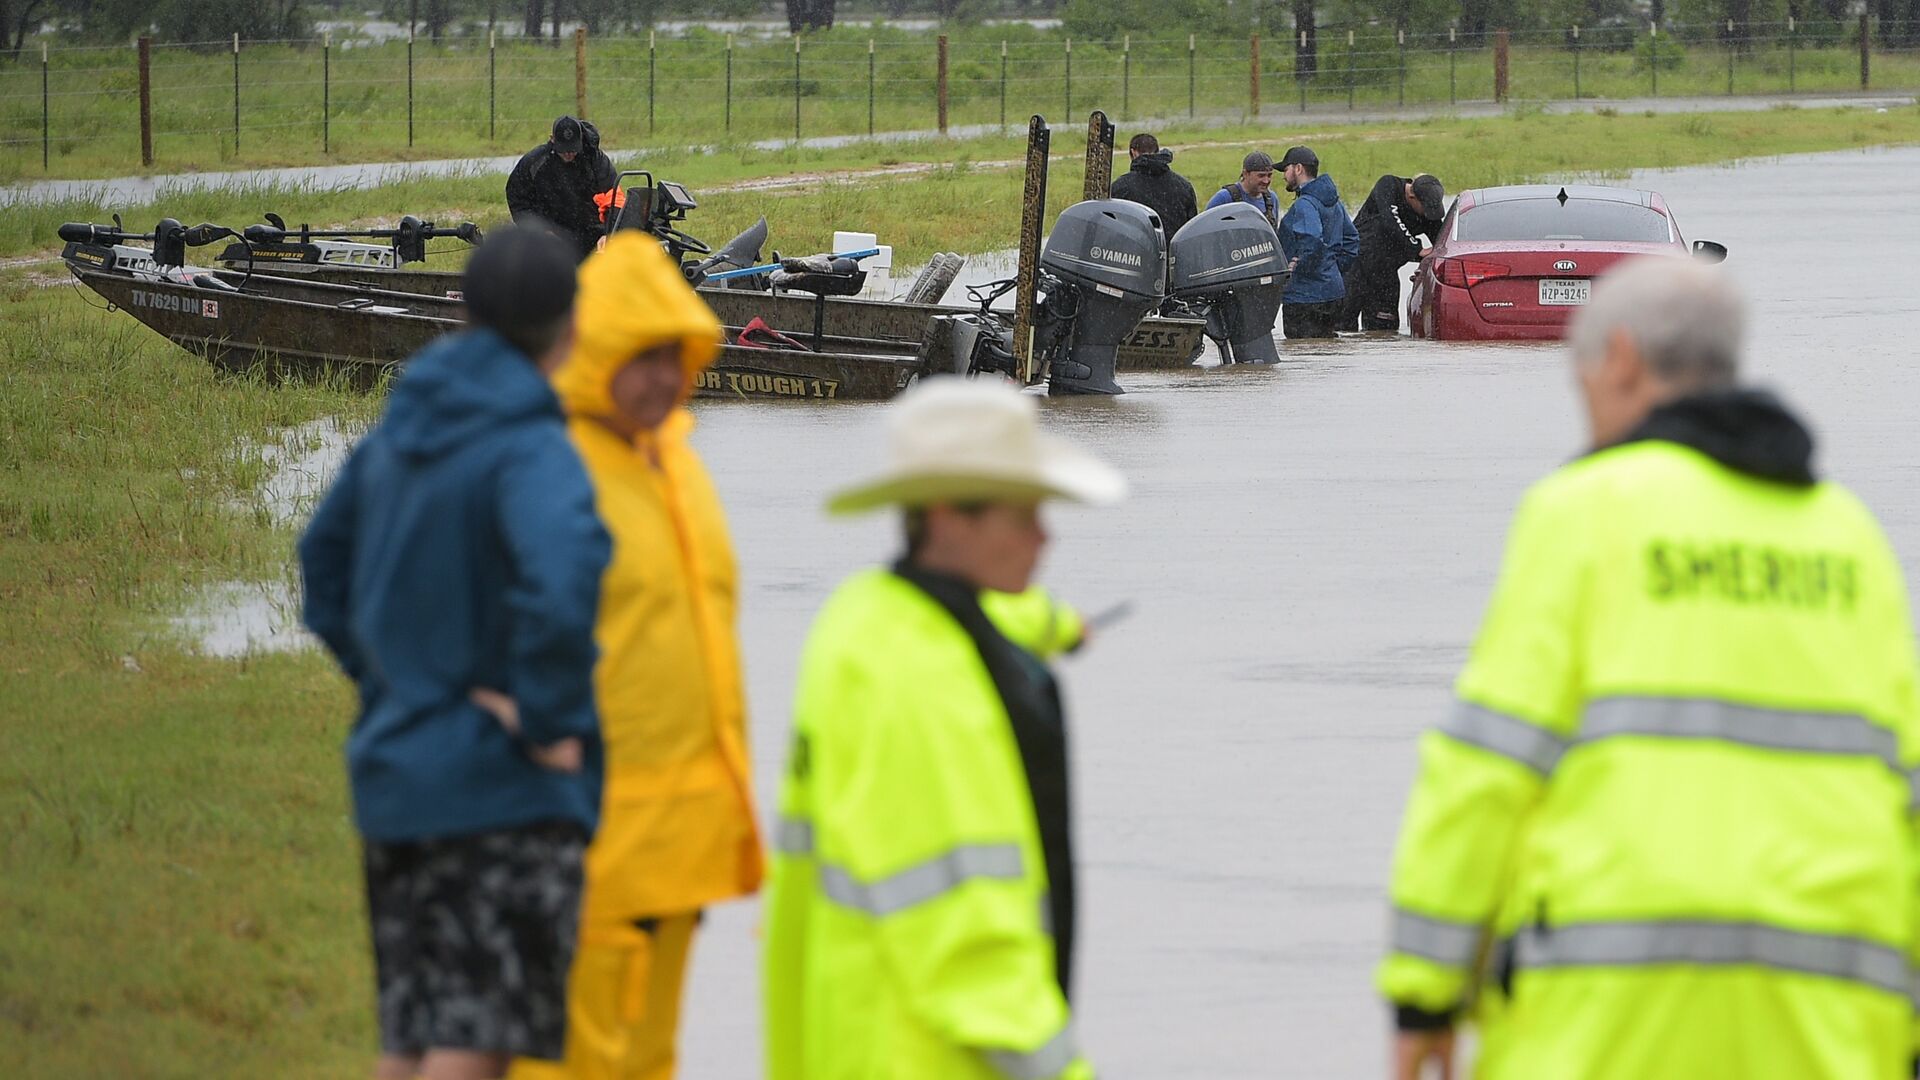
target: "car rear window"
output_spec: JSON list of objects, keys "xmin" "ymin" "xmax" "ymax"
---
[{"xmin": 1455, "ymin": 199, "xmax": 1672, "ymax": 243}]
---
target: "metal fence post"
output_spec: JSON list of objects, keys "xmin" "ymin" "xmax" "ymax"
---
[
  {"xmin": 1346, "ymin": 28, "xmax": 1355, "ymax": 109},
  {"xmin": 868, "ymin": 39, "xmax": 876, "ymax": 136},
  {"xmin": 1000, "ymin": 41, "xmax": 1008, "ymax": 131},
  {"xmin": 41, "ymin": 42, "xmax": 50, "ymax": 170},
  {"xmin": 488, "ymin": 31, "xmax": 495, "ymax": 141},
  {"xmin": 1787, "ymin": 16, "xmax": 1796, "ymax": 92},
  {"xmin": 1300, "ymin": 30, "xmax": 1309, "ymax": 112},
  {"xmin": 138, "ymin": 36, "xmax": 153, "ymax": 166},
  {"xmin": 794, "ymin": 35, "xmax": 802, "ymax": 142},
  {"xmin": 1859, "ymin": 12, "xmax": 1870, "ymax": 89},
  {"xmin": 1064, "ymin": 38, "xmax": 1072, "ymax": 122},
  {"xmin": 1251, "ymin": 33, "xmax": 1261, "ymax": 117},
  {"xmin": 1572, "ymin": 24, "xmax": 1580, "ymax": 98},
  {"xmin": 1494, "ymin": 28, "xmax": 1508, "ymax": 102},
  {"xmin": 1650, "ymin": 21, "xmax": 1659, "ymax": 97},
  {"xmin": 575, "ymin": 27, "xmax": 588, "ymax": 120},
  {"xmin": 725, "ymin": 35, "xmax": 733, "ymax": 134},
  {"xmin": 325, "ymin": 32, "xmax": 333, "ymax": 153},
  {"xmin": 647, "ymin": 31, "xmax": 656, "ymax": 135},
  {"xmin": 937, "ymin": 35, "xmax": 948, "ymax": 134},
  {"xmin": 232, "ymin": 34, "xmax": 240, "ymax": 153},
  {"xmin": 1726, "ymin": 19, "xmax": 1735, "ymax": 94},
  {"xmin": 407, "ymin": 25, "xmax": 415, "ymax": 147},
  {"xmin": 1449, "ymin": 26, "xmax": 1457, "ymax": 105},
  {"xmin": 1189, "ymin": 34, "xmax": 1197, "ymax": 118},
  {"xmin": 1398, "ymin": 29, "xmax": 1406, "ymax": 105}
]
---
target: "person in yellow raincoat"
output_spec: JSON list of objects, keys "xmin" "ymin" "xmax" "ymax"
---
[{"xmin": 513, "ymin": 232, "xmax": 763, "ymax": 1080}]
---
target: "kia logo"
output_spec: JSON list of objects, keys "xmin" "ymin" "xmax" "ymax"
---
[{"xmin": 1553, "ymin": 259, "xmax": 1578, "ymax": 271}]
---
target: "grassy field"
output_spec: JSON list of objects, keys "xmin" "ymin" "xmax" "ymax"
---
[
  {"xmin": 2, "ymin": 105, "xmax": 1919, "ymax": 1076},
  {"xmin": 1, "ymin": 24, "xmax": 1917, "ymax": 180}
]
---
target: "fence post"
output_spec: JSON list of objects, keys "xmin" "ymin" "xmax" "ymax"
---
[
  {"xmin": 42, "ymin": 42, "xmax": 50, "ymax": 170},
  {"xmin": 1001, "ymin": 41, "xmax": 1008, "ymax": 131},
  {"xmin": 1064, "ymin": 38, "xmax": 1072, "ymax": 122},
  {"xmin": 938, "ymin": 35, "xmax": 949, "ymax": 135},
  {"xmin": 1494, "ymin": 29, "xmax": 1509, "ymax": 102},
  {"xmin": 138, "ymin": 36, "xmax": 153, "ymax": 166},
  {"xmin": 1726, "ymin": 19, "xmax": 1734, "ymax": 94},
  {"xmin": 725, "ymin": 35, "xmax": 733, "ymax": 134},
  {"xmin": 1397, "ymin": 28, "xmax": 1406, "ymax": 105},
  {"xmin": 1650, "ymin": 21, "xmax": 1658, "ymax": 97},
  {"xmin": 1448, "ymin": 26, "xmax": 1457, "ymax": 105},
  {"xmin": 1300, "ymin": 30, "xmax": 1309, "ymax": 111},
  {"xmin": 794, "ymin": 35, "xmax": 802, "ymax": 143},
  {"xmin": 488, "ymin": 31, "xmax": 495, "ymax": 141},
  {"xmin": 1251, "ymin": 33, "xmax": 1260, "ymax": 117},
  {"xmin": 1189, "ymin": 34, "xmax": 1197, "ymax": 118},
  {"xmin": 1859, "ymin": 12, "xmax": 1869, "ymax": 89},
  {"xmin": 1571, "ymin": 25, "xmax": 1580, "ymax": 98},
  {"xmin": 1787, "ymin": 16, "xmax": 1795, "ymax": 92},
  {"xmin": 407, "ymin": 25, "xmax": 415, "ymax": 147},
  {"xmin": 232, "ymin": 33, "xmax": 240, "ymax": 153},
  {"xmin": 1123, "ymin": 34, "xmax": 1131, "ymax": 117},
  {"xmin": 647, "ymin": 31, "xmax": 656, "ymax": 136},
  {"xmin": 868, "ymin": 39, "xmax": 875, "ymax": 136},
  {"xmin": 574, "ymin": 27, "xmax": 588, "ymax": 120},
  {"xmin": 1346, "ymin": 28, "xmax": 1355, "ymax": 109},
  {"xmin": 325, "ymin": 32, "xmax": 333, "ymax": 153}
]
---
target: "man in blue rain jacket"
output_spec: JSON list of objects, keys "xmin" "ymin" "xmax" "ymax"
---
[{"xmin": 1277, "ymin": 145, "xmax": 1360, "ymax": 339}]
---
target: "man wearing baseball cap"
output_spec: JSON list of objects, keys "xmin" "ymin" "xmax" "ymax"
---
[
  {"xmin": 1345, "ymin": 172, "xmax": 1447, "ymax": 332},
  {"xmin": 1205, "ymin": 150, "xmax": 1282, "ymax": 229},
  {"xmin": 506, "ymin": 115, "xmax": 619, "ymax": 262},
  {"xmin": 1276, "ymin": 145, "xmax": 1360, "ymax": 339},
  {"xmin": 764, "ymin": 377, "xmax": 1123, "ymax": 1080}
]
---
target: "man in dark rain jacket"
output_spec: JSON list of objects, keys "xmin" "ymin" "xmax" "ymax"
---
[
  {"xmin": 506, "ymin": 115, "xmax": 619, "ymax": 261},
  {"xmin": 1110, "ymin": 133, "xmax": 1198, "ymax": 240},
  {"xmin": 1345, "ymin": 173, "xmax": 1446, "ymax": 332},
  {"xmin": 1276, "ymin": 146, "xmax": 1360, "ymax": 339}
]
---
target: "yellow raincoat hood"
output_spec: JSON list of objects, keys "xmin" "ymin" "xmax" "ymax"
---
[{"xmin": 553, "ymin": 231, "xmax": 721, "ymax": 418}]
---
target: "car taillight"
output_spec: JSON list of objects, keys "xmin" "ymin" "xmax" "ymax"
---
[{"xmin": 1435, "ymin": 258, "xmax": 1511, "ymax": 288}]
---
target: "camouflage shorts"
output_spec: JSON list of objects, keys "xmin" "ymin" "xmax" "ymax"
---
[{"xmin": 362, "ymin": 821, "xmax": 587, "ymax": 1060}]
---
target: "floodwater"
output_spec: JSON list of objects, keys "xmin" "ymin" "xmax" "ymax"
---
[
  {"xmin": 172, "ymin": 145, "xmax": 1918, "ymax": 1074},
  {"xmin": 666, "ymin": 145, "xmax": 1920, "ymax": 1077}
]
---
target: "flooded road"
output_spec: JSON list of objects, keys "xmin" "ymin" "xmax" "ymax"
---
[{"xmin": 671, "ymin": 144, "xmax": 1920, "ymax": 1077}]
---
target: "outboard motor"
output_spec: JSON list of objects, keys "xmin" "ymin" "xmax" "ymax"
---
[
  {"xmin": 1167, "ymin": 203, "xmax": 1289, "ymax": 364},
  {"xmin": 1037, "ymin": 199, "xmax": 1167, "ymax": 395}
]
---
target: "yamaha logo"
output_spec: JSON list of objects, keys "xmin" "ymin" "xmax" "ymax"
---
[{"xmin": 1553, "ymin": 259, "xmax": 1578, "ymax": 271}]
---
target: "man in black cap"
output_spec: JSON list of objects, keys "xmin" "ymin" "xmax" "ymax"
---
[
  {"xmin": 1344, "ymin": 173, "xmax": 1446, "ymax": 332},
  {"xmin": 506, "ymin": 115, "xmax": 619, "ymax": 262},
  {"xmin": 1276, "ymin": 145, "xmax": 1360, "ymax": 339},
  {"xmin": 1110, "ymin": 133, "xmax": 1198, "ymax": 240},
  {"xmin": 300, "ymin": 223, "xmax": 611, "ymax": 1080},
  {"xmin": 1205, "ymin": 150, "xmax": 1281, "ymax": 230}
]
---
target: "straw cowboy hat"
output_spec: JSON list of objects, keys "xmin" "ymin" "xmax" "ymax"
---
[{"xmin": 827, "ymin": 377, "xmax": 1128, "ymax": 514}]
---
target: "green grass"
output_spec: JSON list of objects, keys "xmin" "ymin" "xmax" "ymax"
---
[
  {"xmin": 2, "ymin": 104, "xmax": 1919, "ymax": 1075},
  {"xmin": 2, "ymin": 26, "xmax": 1918, "ymax": 180}
]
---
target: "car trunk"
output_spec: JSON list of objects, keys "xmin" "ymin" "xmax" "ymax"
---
[{"xmin": 1451, "ymin": 242, "xmax": 1677, "ymax": 326}]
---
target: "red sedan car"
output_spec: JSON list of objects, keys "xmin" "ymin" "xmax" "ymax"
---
[{"xmin": 1409, "ymin": 184, "xmax": 1727, "ymax": 341}]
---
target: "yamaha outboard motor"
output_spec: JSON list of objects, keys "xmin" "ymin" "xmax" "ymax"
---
[
  {"xmin": 1038, "ymin": 199, "xmax": 1167, "ymax": 395},
  {"xmin": 1167, "ymin": 203, "xmax": 1289, "ymax": 364}
]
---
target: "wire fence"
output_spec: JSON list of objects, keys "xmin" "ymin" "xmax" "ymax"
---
[{"xmin": 2, "ymin": 20, "xmax": 1917, "ymax": 175}]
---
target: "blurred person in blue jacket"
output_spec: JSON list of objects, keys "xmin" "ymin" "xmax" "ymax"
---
[
  {"xmin": 1276, "ymin": 146, "xmax": 1360, "ymax": 339},
  {"xmin": 298, "ymin": 224, "xmax": 612, "ymax": 1080}
]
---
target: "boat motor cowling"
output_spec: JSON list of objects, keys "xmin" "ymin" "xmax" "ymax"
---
[
  {"xmin": 1168, "ymin": 204, "xmax": 1289, "ymax": 364},
  {"xmin": 1038, "ymin": 199, "xmax": 1167, "ymax": 395}
]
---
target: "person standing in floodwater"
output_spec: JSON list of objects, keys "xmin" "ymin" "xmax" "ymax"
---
[
  {"xmin": 763, "ymin": 377, "xmax": 1124, "ymax": 1080},
  {"xmin": 298, "ymin": 225, "xmax": 611, "ymax": 1080},
  {"xmin": 508, "ymin": 232, "xmax": 763, "ymax": 1080},
  {"xmin": 1380, "ymin": 257, "xmax": 1920, "ymax": 1080}
]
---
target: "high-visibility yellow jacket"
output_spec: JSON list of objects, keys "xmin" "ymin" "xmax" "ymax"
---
[
  {"xmin": 982, "ymin": 587, "xmax": 1086, "ymax": 660},
  {"xmin": 553, "ymin": 233, "xmax": 763, "ymax": 925},
  {"xmin": 764, "ymin": 569, "xmax": 1090, "ymax": 1080},
  {"xmin": 1379, "ymin": 436, "xmax": 1920, "ymax": 1079}
]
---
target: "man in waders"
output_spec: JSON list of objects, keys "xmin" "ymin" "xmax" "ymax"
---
[
  {"xmin": 1381, "ymin": 257, "xmax": 1920, "ymax": 1080},
  {"xmin": 764, "ymin": 377, "xmax": 1125, "ymax": 1080},
  {"xmin": 1205, "ymin": 151, "xmax": 1282, "ymax": 230}
]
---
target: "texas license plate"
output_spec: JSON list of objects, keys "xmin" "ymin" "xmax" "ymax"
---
[{"xmin": 1539, "ymin": 278, "xmax": 1590, "ymax": 306}]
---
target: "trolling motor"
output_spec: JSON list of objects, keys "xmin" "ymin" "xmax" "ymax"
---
[
  {"xmin": 1033, "ymin": 199, "xmax": 1168, "ymax": 395},
  {"xmin": 1166, "ymin": 203, "xmax": 1291, "ymax": 364},
  {"xmin": 216, "ymin": 213, "xmax": 483, "ymax": 271},
  {"xmin": 58, "ymin": 216, "xmax": 245, "ymax": 289},
  {"xmin": 916, "ymin": 277, "xmax": 1021, "ymax": 379}
]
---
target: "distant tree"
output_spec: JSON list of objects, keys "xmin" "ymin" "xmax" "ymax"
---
[
  {"xmin": 3, "ymin": 0, "xmax": 50, "ymax": 56},
  {"xmin": 524, "ymin": 0, "xmax": 542, "ymax": 35},
  {"xmin": 786, "ymin": 0, "xmax": 834, "ymax": 30}
]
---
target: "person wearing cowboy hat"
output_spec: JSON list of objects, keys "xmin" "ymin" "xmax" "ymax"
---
[{"xmin": 763, "ymin": 377, "xmax": 1122, "ymax": 1080}]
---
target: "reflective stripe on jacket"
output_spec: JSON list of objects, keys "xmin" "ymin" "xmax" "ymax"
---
[
  {"xmin": 1378, "ymin": 437, "xmax": 1920, "ymax": 1079},
  {"xmin": 765, "ymin": 569, "xmax": 1090, "ymax": 1080}
]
